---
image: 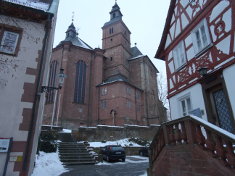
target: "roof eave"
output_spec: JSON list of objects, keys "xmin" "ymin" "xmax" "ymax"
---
[{"xmin": 155, "ymin": 0, "xmax": 176, "ymax": 60}]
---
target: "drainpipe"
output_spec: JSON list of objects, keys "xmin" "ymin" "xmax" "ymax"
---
[
  {"xmin": 143, "ymin": 59, "xmax": 149, "ymax": 126},
  {"xmin": 21, "ymin": 14, "xmax": 53, "ymax": 175}
]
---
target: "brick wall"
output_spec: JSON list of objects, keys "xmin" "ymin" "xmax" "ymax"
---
[{"xmin": 151, "ymin": 144, "xmax": 235, "ymax": 176}]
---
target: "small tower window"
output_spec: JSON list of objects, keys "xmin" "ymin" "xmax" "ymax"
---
[
  {"xmin": 110, "ymin": 57, "xmax": 113, "ymax": 61},
  {"xmin": 110, "ymin": 38, "xmax": 113, "ymax": 41},
  {"xmin": 113, "ymin": 13, "xmax": 116, "ymax": 19},
  {"xmin": 109, "ymin": 27, "xmax": 114, "ymax": 34}
]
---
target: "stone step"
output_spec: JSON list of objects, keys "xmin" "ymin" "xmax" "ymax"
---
[
  {"xmin": 62, "ymin": 161, "xmax": 96, "ymax": 165},
  {"xmin": 59, "ymin": 155, "xmax": 93, "ymax": 159},
  {"xmin": 60, "ymin": 158, "xmax": 94, "ymax": 162},
  {"xmin": 58, "ymin": 142, "xmax": 95, "ymax": 165},
  {"xmin": 59, "ymin": 152, "xmax": 91, "ymax": 155}
]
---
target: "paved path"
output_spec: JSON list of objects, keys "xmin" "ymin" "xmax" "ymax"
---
[{"xmin": 60, "ymin": 156, "xmax": 149, "ymax": 176}]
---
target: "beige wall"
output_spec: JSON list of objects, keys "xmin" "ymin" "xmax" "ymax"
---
[{"xmin": 0, "ymin": 15, "xmax": 46, "ymax": 176}]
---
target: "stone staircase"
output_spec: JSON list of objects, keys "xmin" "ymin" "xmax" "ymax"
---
[{"xmin": 58, "ymin": 142, "xmax": 96, "ymax": 165}]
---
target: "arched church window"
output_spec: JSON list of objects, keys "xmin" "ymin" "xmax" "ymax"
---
[
  {"xmin": 74, "ymin": 60, "xmax": 86, "ymax": 104},
  {"xmin": 46, "ymin": 60, "xmax": 58, "ymax": 103}
]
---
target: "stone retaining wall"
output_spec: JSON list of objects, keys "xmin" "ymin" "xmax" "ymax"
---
[{"xmin": 73, "ymin": 124, "xmax": 160, "ymax": 142}]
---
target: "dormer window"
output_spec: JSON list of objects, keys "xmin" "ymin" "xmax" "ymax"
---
[
  {"xmin": 173, "ymin": 41, "xmax": 186, "ymax": 70},
  {"xmin": 192, "ymin": 20, "xmax": 211, "ymax": 55}
]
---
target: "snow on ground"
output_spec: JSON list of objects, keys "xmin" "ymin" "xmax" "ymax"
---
[
  {"xmin": 62, "ymin": 128, "xmax": 72, "ymax": 133},
  {"xmin": 96, "ymin": 155, "xmax": 149, "ymax": 165},
  {"xmin": 31, "ymin": 151, "xmax": 67, "ymax": 176},
  {"xmin": 139, "ymin": 172, "xmax": 148, "ymax": 176},
  {"xmin": 89, "ymin": 138, "xmax": 144, "ymax": 148}
]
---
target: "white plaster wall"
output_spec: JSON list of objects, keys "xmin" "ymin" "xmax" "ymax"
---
[
  {"xmin": 223, "ymin": 64, "xmax": 235, "ymax": 119},
  {"xmin": 0, "ymin": 15, "xmax": 45, "ymax": 176},
  {"xmin": 169, "ymin": 83, "xmax": 208, "ymax": 120}
]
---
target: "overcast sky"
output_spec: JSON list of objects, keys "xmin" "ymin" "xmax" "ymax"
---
[{"xmin": 53, "ymin": 0, "xmax": 171, "ymax": 76}]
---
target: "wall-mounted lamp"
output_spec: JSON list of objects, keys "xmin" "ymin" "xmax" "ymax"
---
[
  {"xmin": 41, "ymin": 68, "xmax": 65, "ymax": 93},
  {"xmin": 198, "ymin": 67, "xmax": 208, "ymax": 77}
]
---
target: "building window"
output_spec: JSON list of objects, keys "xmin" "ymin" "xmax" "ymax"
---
[
  {"xmin": 173, "ymin": 41, "xmax": 186, "ymax": 69},
  {"xmin": 46, "ymin": 60, "xmax": 58, "ymax": 103},
  {"xmin": 74, "ymin": 60, "xmax": 86, "ymax": 104},
  {"xmin": 126, "ymin": 87, "xmax": 131, "ymax": 95},
  {"xmin": 101, "ymin": 87, "xmax": 107, "ymax": 95},
  {"xmin": 0, "ymin": 28, "xmax": 21, "ymax": 55},
  {"xmin": 100, "ymin": 100, "xmax": 107, "ymax": 109},
  {"xmin": 127, "ymin": 100, "xmax": 132, "ymax": 108},
  {"xmin": 179, "ymin": 95, "xmax": 192, "ymax": 117},
  {"xmin": 136, "ymin": 91, "xmax": 141, "ymax": 99},
  {"xmin": 109, "ymin": 27, "xmax": 114, "ymax": 34},
  {"xmin": 192, "ymin": 20, "xmax": 211, "ymax": 54}
]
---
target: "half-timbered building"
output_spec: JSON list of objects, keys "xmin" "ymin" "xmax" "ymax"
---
[{"xmin": 156, "ymin": 0, "xmax": 235, "ymax": 133}]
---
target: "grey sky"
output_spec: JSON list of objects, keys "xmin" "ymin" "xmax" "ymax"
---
[{"xmin": 53, "ymin": 0, "xmax": 171, "ymax": 76}]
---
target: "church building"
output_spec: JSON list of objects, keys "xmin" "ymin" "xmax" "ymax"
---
[{"xmin": 43, "ymin": 2, "xmax": 166, "ymax": 129}]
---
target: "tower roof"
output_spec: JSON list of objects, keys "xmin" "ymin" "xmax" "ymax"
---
[
  {"xmin": 57, "ymin": 22, "xmax": 92, "ymax": 50},
  {"xmin": 103, "ymin": 2, "xmax": 123, "ymax": 27}
]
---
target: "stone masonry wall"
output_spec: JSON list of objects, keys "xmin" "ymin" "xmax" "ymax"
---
[{"xmin": 74, "ymin": 125, "xmax": 160, "ymax": 142}]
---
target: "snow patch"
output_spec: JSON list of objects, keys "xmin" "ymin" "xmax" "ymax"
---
[
  {"xmin": 89, "ymin": 138, "xmax": 144, "ymax": 148},
  {"xmin": 62, "ymin": 129, "xmax": 72, "ymax": 133},
  {"xmin": 190, "ymin": 115, "xmax": 235, "ymax": 140},
  {"xmin": 31, "ymin": 152, "xmax": 67, "ymax": 176}
]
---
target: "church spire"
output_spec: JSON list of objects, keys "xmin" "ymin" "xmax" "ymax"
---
[
  {"xmin": 109, "ymin": 1, "xmax": 123, "ymax": 20},
  {"xmin": 65, "ymin": 22, "xmax": 77, "ymax": 39}
]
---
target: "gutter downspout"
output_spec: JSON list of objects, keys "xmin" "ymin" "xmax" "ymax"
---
[{"xmin": 143, "ymin": 59, "xmax": 149, "ymax": 126}]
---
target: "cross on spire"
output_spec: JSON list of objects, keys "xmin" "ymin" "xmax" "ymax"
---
[{"xmin": 72, "ymin": 11, "xmax": 75, "ymax": 22}]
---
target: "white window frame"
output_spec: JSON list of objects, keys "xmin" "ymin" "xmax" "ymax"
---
[
  {"xmin": 178, "ymin": 94, "xmax": 192, "ymax": 117},
  {"xmin": 0, "ymin": 30, "xmax": 20, "ymax": 55},
  {"xmin": 191, "ymin": 19, "xmax": 211, "ymax": 55},
  {"xmin": 173, "ymin": 41, "xmax": 187, "ymax": 70}
]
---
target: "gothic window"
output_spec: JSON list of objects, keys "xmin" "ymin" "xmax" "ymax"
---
[
  {"xmin": 179, "ymin": 95, "xmax": 192, "ymax": 117},
  {"xmin": 173, "ymin": 41, "xmax": 186, "ymax": 70},
  {"xmin": 46, "ymin": 60, "xmax": 58, "ymax": 103},
  {"xmin": 0, "ymin": 26, "xmax": 21, "ymax": 55},
  {"xmin": 192, "ymin": 20, "xmax": 211, "ymax": 55},
  {"xmin": 74, "ymin": 60, "xmax": 86, "ymax": 104}
]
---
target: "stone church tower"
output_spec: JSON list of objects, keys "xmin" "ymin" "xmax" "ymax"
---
[{"xmin": 43, "ymin": 2, "xmax": 166, "ymax": 129}]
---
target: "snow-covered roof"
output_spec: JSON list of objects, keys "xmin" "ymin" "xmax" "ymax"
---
[
  {"xmin": 128, "ymin": 54, "xmax": 146, "ymax": 61},
  {"xmin": 3, "ymin": 0, "xmax": 57, "ymax": 13}
]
